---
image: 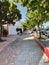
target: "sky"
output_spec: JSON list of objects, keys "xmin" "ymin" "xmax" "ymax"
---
[
  {"xmin": 16, "ymin": 3, "xmax": 27, "ymax": 21},
  {"xmin": 16, "ymin": 3, "xmax": 49, "ymax": 28},
  {"xmin": 43, "ymin": 21, "xmax": 49, "ymax": 28}
]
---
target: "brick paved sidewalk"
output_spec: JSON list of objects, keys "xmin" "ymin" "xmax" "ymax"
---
[
  {"xmin": 0, "ymin": 35, "xmax": 19, "ymax": 52},
  {"xmin": 0, "ymin": 32, "xmax": 49, "ymax": 65},
  {"xmin": 13, "ymin": 36, "xmax": 49, "ymax": 65}
]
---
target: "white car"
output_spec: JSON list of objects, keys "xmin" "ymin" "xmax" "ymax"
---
[{"xmin": 45, "ymin": 29, "xmax": 49, "ymax": 37}]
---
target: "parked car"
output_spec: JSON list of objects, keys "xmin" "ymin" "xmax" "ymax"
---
[
  {"xmin": 45, "ymin": 28, "xmax": 49, "ymax": 37},
  {"xmin": 40, "ymin": 29, "xmax": 46, "ymax": 35}
]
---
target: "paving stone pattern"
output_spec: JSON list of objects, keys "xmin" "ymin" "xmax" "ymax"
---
[
  {"xmin": 0, "ymin": 33, "xmax": 49, "ymax": 65},
  {"xmin": 13, "ymin": 38, "xmax": 44, "ymax": 65}
]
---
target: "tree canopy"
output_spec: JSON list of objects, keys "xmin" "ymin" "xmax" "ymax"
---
[
  {"xmin": 13, "ymin": 0, "xmax": 49, "ymax": 28},
  {"xmin": 0, "ymin": 0, "xmax": 22, "ymax": 25},
  {"xmin": 0, "ymin": 0, "xmax": 22, "ymax": 40}
]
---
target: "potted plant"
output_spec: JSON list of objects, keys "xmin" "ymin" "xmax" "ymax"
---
[{"xmin": 3, "ymin": 29, "xmax": 8, "ymax": 37}]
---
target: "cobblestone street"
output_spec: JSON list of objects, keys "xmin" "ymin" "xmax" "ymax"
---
[{"xmin": 0, "ymin": 33, "xmax": 49, "ymax": 65}]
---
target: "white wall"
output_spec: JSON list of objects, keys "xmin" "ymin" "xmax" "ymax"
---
[
  {"xmin": 8, "ymin": 21, "xmax": 23, "ymax": 35},
  {"xmin": 8, "ymin": 24, "xmax": 17, "ymax": 35}
]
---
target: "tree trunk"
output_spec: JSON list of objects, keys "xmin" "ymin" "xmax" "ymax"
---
[
  {"xmin": 38, "ymin": 23, "xmax": 41, "ymax": 39},
  {"xmin": 0, "ymin": 24, "xmax": 2, "ymax": 40}
]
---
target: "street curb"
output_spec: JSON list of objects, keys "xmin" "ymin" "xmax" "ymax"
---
[{"xmin": 32, "ymin": 35, "xmax": 49, "ymax": 58}]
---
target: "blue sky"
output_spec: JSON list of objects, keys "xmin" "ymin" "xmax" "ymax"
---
[
  {"xmin": 43, "ymin": 21, "xmax": 49, "ymax": 28},
  {"xmin": 16, "ymin": 3, "xmax": 27, "ymax": 21}
]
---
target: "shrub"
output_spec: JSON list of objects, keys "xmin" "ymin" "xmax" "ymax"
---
[
  {"xmin": 16, "ymin": 28, "xmax": 20, "ymax": 32},
  {"xmin": 3, "ymin": 29, "xmax": 8, "ymax": 35}
]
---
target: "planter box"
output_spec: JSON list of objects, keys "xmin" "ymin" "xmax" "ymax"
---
[
  {"xmin": 1, "ymin": 32, "xmax": 8, "ymax": 37},
  {"xmin": 3, "ymin": 33, "xmax": 8, "ymax": 37}
]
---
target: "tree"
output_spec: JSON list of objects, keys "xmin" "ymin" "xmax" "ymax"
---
[
  {"xmin": 0, "ymin": 0, "xmax": 21, "ymax": 40},
  {"xmin": 14, "ymin": 0, "xmax": 49, "ymax": 37},
  {"xmin": 11, "ymin": 0, "xmax": 49, "ymax": 38},
  {"xmin": 14, "ymin": 0, "xmax": 49, "ymax": 25},
  {"xmin": 46, "ymin": 26, "xmax": 49, "ymax": 29}
]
